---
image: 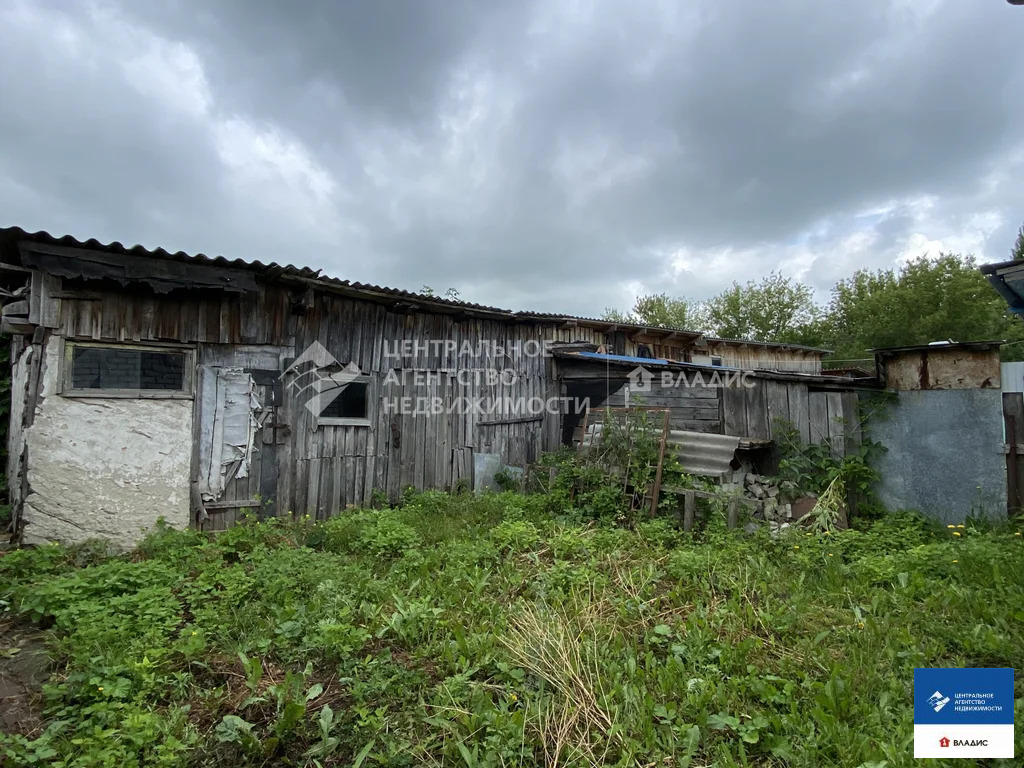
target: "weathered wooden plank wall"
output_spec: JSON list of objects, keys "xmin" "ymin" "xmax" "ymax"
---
[
  {"xmin": 703, "ymin": 344, "xmax": 822, "ymax": 373},
  {"xmin": 720, "ymin": 376, "xmax": 861, "ymax": 452},
  {"xmin": 39, "ymin": 280, "xmax": 582, "ymax": 525},
  {"xmin": 26, "ymin": 273, "xmax": 850, "ymax": 534},
  {"xmin": 607, "ymin": 376, "xmax": 723, "ymax": 433},
  {"xmin": 281, "ymin": 294, "xmax": 566, "ymax": 517},
  {"xmin": 56, "ymin": 283, "xmax": 294, "ymax": 346}
]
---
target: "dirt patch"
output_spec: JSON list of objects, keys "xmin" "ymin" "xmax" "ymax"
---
[{"xmin": 0, "ymin": 620, "xmax": 51, "ymax": 736}]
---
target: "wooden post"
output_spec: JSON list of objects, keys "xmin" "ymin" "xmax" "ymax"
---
[
  {"xmin": 727, "ymin": 497, "xmax": 740, "ymax": 529},
  {"xmin": 649, "ymin": 410, "xmax": 670, "ymax": 518},
  {"xmin": 683, "ymin": 490, "xmax": 696, "ymax": 532},
  {"xmin": 577, "ymin": 408, "xmax": 590, "ymax": 454}
]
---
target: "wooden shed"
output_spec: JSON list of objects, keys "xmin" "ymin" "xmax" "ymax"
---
[{"xmin": 0, "ymin": 227, "xmax": 846, "ymax": 545}]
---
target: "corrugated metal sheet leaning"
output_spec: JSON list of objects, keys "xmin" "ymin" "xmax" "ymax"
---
[{"xmin": 582, "ymin": 423, "xmax": 741, "ymax": 478}]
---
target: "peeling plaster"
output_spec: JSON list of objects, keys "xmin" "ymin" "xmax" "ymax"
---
[{"xmin": 21, "ymin": 336, "xmax": 192, "ymax": 548}]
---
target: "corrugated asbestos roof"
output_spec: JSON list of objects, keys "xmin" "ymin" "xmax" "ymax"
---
[
  {"xmin": 669, "ymin": 430, "xmax": 743, "ymax": 478},
  {"xmin": 0, "ymin": 225, "xmax": 829, "ymax": 353},
  {"xmin": 0, "ymin": 226, "xmax": 512, "ymax": 314}
]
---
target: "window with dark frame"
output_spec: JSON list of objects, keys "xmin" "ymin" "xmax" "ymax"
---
[
  {"xmin": 67, "ymin": 344, "xmax": 189, "ymax": 393},
  {"xmin": 318, "ymin": 379, "xmax": 369, "ymax": 420}
]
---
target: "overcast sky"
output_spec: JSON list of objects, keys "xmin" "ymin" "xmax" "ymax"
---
[{"xmin": 2, "ymin": 1, "xmax": 1023, "ymax": 316}]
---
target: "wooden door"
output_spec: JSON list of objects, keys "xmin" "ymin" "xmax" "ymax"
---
[{"xmin": 194, "ymin": 345, "xmax": 292, "ymax": 529}]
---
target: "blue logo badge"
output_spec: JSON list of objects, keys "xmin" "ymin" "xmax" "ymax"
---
[
  {"xmin": 913, "ymin": 668, "xmax": 1014, "ymax": 759},
  {"xmin": 914, "ymin": 668, "xmax": 1014, "ymax": 725}
]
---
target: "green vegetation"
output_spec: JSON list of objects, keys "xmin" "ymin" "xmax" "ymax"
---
[
  {"xmin": 604, "ymin": 253, "xmax": 1024, "ymax": 362},
  {"xmin": 1, "ymin": 491, "xmax": 1023, "ymax": 767},
  {"xmin": 1012, "ymin": 222, "xmax": 1024, "ymax": 262}
]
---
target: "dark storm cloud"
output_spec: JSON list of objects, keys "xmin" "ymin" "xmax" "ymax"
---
[{"xmin": 1, "ymin": 0, "xmax": 1022, "ymax": 317}]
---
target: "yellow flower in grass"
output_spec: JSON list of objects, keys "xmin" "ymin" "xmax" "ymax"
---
[
  {"xmin": 952, "ymin": 532, "xmax": 962, "ymax": 537},
  {"xmin": 952, "ymin": 560, "xmax": 958, "ymax": 563},
  {"xmin": 946, "ymin": 524, "xmax": 955, "ymax": 529},
  {"xmin": 857, "ymin": 621, "xmax": 865, "ymax": 629},
  {"xmin": 1015, "ymin": 532, "xmax": 1021, "ymax": 537},
  {"xmin": 827, "ymin": 553, "xmax": 834, "ymax": 557},
  {"xmin": 956, "ymin": 524, "xmax": 965, "ymax": 529},
  {"xmin": 793, "ymin": 545, "xmax": 800, "ymax": 550}
]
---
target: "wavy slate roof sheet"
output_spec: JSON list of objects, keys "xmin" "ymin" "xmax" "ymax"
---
[
  {"xmin": 0, "ymin": 226, "xmax": 830, "ymax": 353},
  {"xmin": 0, "ymin": 226, "xmax": 511, "ymax": 314}
]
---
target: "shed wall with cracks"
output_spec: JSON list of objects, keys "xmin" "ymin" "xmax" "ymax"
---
[{"xmin": 19, "ymin": 335, "xmax": 192, "ymax": 547}]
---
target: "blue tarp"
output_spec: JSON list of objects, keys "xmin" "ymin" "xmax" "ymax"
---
[
  {"xmin": 570, "ymin": 351, "xmax": 741, "ymax": 372},
  {"xmin": 573, "ymin": 351, "xmax": 671, "ymax": 365}
]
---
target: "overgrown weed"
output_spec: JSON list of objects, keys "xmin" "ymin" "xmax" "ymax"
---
[{"xmin": 1, "ymin": 489, "xmax": 1022, "ymax": 767}]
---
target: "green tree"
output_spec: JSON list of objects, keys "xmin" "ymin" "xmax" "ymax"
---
[
  {"xmin": 702, "ymin": 272, "xmax": 824, "ymax": 344},
  {"xmin": 1012, "ymin": 223, "xmax": 1024, "ymax": 261},
  {"xmin": 603, "ymin": 293, "xmax": 705, "ymax": 329},
  {"xmin": 825, "ymin": 253, "xmax": 1024, "ymax": 361}
]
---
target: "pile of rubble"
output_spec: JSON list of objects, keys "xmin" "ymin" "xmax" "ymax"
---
[{"xmin": 741, "ymin": 473, "xmax": 818, "ymax": 527}]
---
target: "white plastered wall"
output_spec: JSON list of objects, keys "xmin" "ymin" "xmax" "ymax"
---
[{"xmin": 20, "ymin": 336, "xmax": 193, "ymax": 547}]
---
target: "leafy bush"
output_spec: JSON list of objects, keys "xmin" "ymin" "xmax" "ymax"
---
[
  {"xmin": 489, "ymin": 519, "xmax": 541, "ymax": 552},
  {"xmin": 354, "ymin": 513, "xmax": 421, "ymax": 558}
]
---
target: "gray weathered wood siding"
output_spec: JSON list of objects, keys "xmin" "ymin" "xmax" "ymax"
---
[
  {"xmin": 720, "ymin": 377, "xmax": 861, "ymax": 453},
  {"xmin": 611, "ymin": 378, "xmax": 723, "ymax": 433},
  {"xmin": 36, "ymin": 280, "xmax": 584, "ymax": 524},
  {"xmin": 286, "ymin": 295, "xmax": 562, "ymax": 518},
  {"xmin": 16, "ymin": 269, "xmax": 847, "ymax": 534}
]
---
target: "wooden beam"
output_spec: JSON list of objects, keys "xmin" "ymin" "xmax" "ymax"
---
[
  {"xmin": 476, "ymin": 415, "xmax": 544, "ymax": 427},
  {"xmin": 204, "ymin": 499, "xmax": 264, "ymax": 510}
]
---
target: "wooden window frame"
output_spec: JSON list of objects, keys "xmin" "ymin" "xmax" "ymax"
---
[
  {"xmin": 60, "ymin": 339, "xmax": 196, "ymax": 399},
  {"xmin": 314, "ymin": 374, "xmax": 372, "ymax": 427}
]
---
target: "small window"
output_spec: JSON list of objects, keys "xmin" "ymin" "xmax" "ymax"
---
[
  {"xmin": 711, "ymin": 356, "xmax": 724, "ymax": 367},
  {"xmin": 63, "ymin": 342, "xmax": 193, "ymax": 397},
  {"xmin": 317, "ymin": 376, "xmax": 370, "ymax": 425}
]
